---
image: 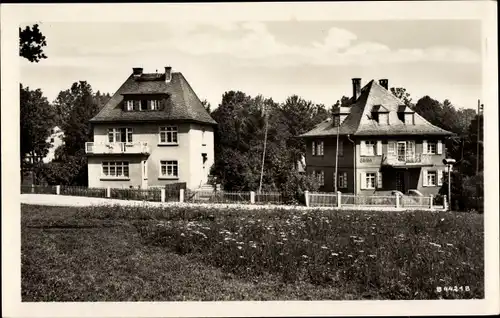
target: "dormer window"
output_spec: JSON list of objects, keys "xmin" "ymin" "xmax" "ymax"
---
[
  {"xmin": 124, "ymin": 99, "xmax": 161, "ymax": 111},
  {"xmin": 397, "ymin": 105, "xmax": 414, "ymax": 125},
  {"xmin": 371, "ymin": 105, "xmax": 389, "ymax": 125}
]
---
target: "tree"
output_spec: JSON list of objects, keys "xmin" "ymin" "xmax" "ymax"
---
[
  {"xmin": 390, "ymin": 87, "xmax": 413, "ymax": 107},
  {"xmin": 201, "ymin": 99, "xmax": 211, "ymax": 114},
  {"xmin": 332, "ymin": 96, "xmax": 352, "ymax": 108},
  {"xmin": 20, "ymin": 84, "xmax": 55, "ymax": 166},
  {"xmin": 19, "ymin": 24, "xmax": 47, "ymax": 62}
]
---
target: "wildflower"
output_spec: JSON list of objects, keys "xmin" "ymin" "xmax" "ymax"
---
[
  {"xmin": 429, "ymin": 242, "xmax": 442, "ymax": 248},
  {"xmin": 348, "ymin": 254, "xmax": 353, "ymax": 258},
  {"xmin": 368, "ymin": 254, "xmax": 376, "ymax": 258},
  {"xmin": 446, "ymin": 243, "xmax": 454, "ymax": 247},
  {"xmin": 321, "ymin": 245, "xmax": 328, "ymax": 249},
  {"xmin": 441, "ymin": 218, "xmax": 445, "ymax": 221},
  {"xmin": 303, "ymin": 238, "xmax": 310, "ymax": 243},
  {"xmin": 180, "ymin": 233, "xmax": 185, "ymax": 237},
  {"xmin": 224, "ymin": 237, "xmax": 230, "ymax": 241},
  {"xmin": 302, "ymin": 255, "xmax": 309, "ymax": 259},
  {"xmin": 331, "ymin": 253, "xmax": 339, "ymax": 256},
  {"xmin": 359, "ymin": 250, "xmax": 364, "ymax": 253}
]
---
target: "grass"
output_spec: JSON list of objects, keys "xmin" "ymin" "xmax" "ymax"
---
[{"xmin": 21, "ymin": 204, "xmax": 484, "ymax": 301}]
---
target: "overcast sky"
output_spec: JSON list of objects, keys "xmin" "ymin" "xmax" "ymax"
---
[{"xmin": 20, "ymin": 20, "xmax": 482, "ymax": 110}]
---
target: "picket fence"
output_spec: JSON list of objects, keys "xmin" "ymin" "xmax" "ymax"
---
[{"xmin": 21, "ymin": 185, "xmax": 446, "ymax": 210}]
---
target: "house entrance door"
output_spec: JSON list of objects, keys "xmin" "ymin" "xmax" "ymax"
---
[
  {"xmin": 141, "ymin": 160, "xmax": 148, "ymax": 189},
  {"xmin": 396, "ymin": 171, "xmax": 406, "ymax": 193}
]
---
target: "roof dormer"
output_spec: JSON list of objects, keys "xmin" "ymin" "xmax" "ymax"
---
[
  {"xmin": 398, "ymin": 105, "xmax": 414, "ymax": 125},
  {"xmin": 332, "ymin": 106, "xmax": 350, "ymax": 127},
  {"xmin": 371, "ymin": 104, "xmax": 390, "ymax": 125}
]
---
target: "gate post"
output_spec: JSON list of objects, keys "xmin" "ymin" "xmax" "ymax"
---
[
  {"xmin": 395, "ymin": 193, "xmax": 400, "ymax": 208},
  {"xmin": 56, "ymin": 185, "xmax": 60, "ymax": 195},
  {"xmin": 161, "ymin": 189, "xmax": 166, "ymax": 203},
  {"xmin": 250, "ymin": 191, "xmax": 255, "ymax": 204},
  {"xmin": 336, "ymin": 191, "xmax": 341, "ymax": 208},
  {"xmin": 106, "ymin": 187, "xmax": 111, "ymax": 198},
  {"xmin": 304, "ymin": 191, "xmax": 310, "ymax": 207},
  {"xmin": 179, "ymin": 189, "xmax": 185, "ymax": 203},
  {"xmin": 429, "ymin": 195, "xmax": 433, "ymax": 210}
]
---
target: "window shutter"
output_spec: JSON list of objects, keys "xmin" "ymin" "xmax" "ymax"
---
[
  {"xmin": 360, "ymin": 140, "xmax": 366, "ymax": 156},
  {"xmin": 312, "ymin": 141, "xmax": 316, "ymax": 156},
  {"xmin": 320, "ymin": 141, "xmax": 324, "ymax": 155},
  {"xmin": 387, "ymin": 141, "xmax": 395, "ymax": 158},
  {"xmin": 438, "ymin": 169, "xmax": 444, "ymax": 186},
  {"xmin": 344, "ymin": 172, "xmax": 348, "ymax": 188},
  {"xmin": 423, "ymin": 169, "xmax": 428, "ymax": 187},
  {"xmin": 377, "ymin": 172, "xmax": 383, "ymax": 189},
  {"xmin": 422, "ymin": 140, "xmax": 428, "ymax": 154},
  {"xmin": 360, "ymin": 172, "xmax": 366, "ymax": 189},
  {"xmin": 437, "ymin": 140, "xmax": 443, "ymax": 154},
  {"xmin": 339, "ymin": 140, "xmax": 344, "ymax": 156},
  {"xmin": 376, "ymin": 140, "xmax": 382, "ymax": 156}
]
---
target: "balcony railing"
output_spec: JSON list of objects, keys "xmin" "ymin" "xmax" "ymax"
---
[
  {"xmin": 85, "ymin": 142, "xmax": 150, "ymax": 155},
  {"xmin": 382, "ymin": 153, "xmax": 433, "ymax": 166}
]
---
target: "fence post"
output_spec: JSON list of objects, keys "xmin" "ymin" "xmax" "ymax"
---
[
  {"xmin": 31, "ymin": 184, "xmax": 35, "ymax": 193},
  {"xmin": 179, "ymin": 189, "xmax": 184, "ymax": 203},
  {"xmin": 395, "ymin": 193, "xmax": 400, "ymax": 208},
  {"xmin": 161, "ymin": 189, "xmax": 166, "ymax": 203},
  {"xmin": 429, "ymin": 195, "xmax": 433, "ymax": 210},
  {"xmin": 443, "ymin": 195, "xmax": 448, "ymax": 211},
  {"xmin": 56, "ymin": 185, "xmax": 60, "ymax": 195},
  {"xmin": 337, "ymin": 191, "xmax": 341, "ymax": 208},
  {"xmin": 304, "ymin": 191, "xmax": 310, "ymax": 207},
  {"xmin": 250, "ymin": 191, "xmax": 255, "ymax": 204},
  {"xmin": 106, "ymin": 186, "xmax": 111, "ymax": 198}
]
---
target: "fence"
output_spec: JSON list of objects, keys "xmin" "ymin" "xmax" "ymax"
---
[
  {"xmin": 184, "ymin": 190, "xmax": 251, "ymax": 204},
  {"xmin": 60, "ymin": 185, "xmax": 107, "ymax": 198},
  {"xmin": 21, "ymin": 185, "xmax": 445, "ymax": 210},
  {"xmin": 254, "ymin": 192, "xmax": 283, "ymax": 205}
]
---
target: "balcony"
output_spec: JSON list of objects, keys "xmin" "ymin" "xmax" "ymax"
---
[
  {"xmin": 382, "ymin": 153, "xmax": 433, "ymax": 167},
  {"xmin": 85, "ymin": 142, "xmax": 150, "ymax": 155}
]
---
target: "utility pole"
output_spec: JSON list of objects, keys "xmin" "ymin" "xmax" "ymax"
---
[
  {"xmin": 476, "ymin": 99, "xmax": 482, "ymax": 211},
  {"xmin": 258, "ymin": 103, "xmax": 269, "ymax": 193},
  {"xmin": 334, "ymin": 120, "xmax": 340, "ymax": 193}
]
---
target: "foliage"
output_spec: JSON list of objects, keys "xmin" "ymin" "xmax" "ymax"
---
[
  {"xmin": 390, "ymin": 87, "xmax": 413, "ymax": 107},
  {"xmin": 21, "ymin": 204, "xmax": 483, "ymax": 300},
  {"xmin": 20, "ymin": 84, "xmax": 55, "ymax": 169},
  {"xmin": 19, "ymin": 24, "xmax": 47, "ymax": 62},
  {"xmin": 201, "ymin": 99, "xmax": 211, "ymax": 113},
  {"xmin": 211, "ymin": 91, "xmax": 327, "ymax": 192}
]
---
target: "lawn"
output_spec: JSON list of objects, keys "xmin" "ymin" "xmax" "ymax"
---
[{"xmin": 21, "ymin": 204, "xmax": 484, "ymax": 301}]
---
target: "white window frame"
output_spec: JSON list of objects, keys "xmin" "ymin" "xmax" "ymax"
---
[
  {"xmin": 364, "ymin": 141, "xmax": 376, "ymax": 156},
  {"xmin": 315, "ymin": 170, "xmax": 325, "ymax": 186},
  {"xmin": 101, "ymin": 161, "xmax": 130, "ymax": 178},
  {"xmin": 108, "ymin": 128, "xmax": 133, "ymax": 143},
  {"xmin": 427, "ymin": 170, "xmax": 437, "ymax": 186},
  {"xmin": 149, "ymin": 100, "xmax": 159, "ymax": 110},
  {"xmin": 159, "ymin": 126, "xmax": 178, "ymax": 144},
  {"xmin": 338, "ymin": 172, "xmax": 348, "ymax": 189},
  {"xmin": 427, "ymin": 141, "xmax": 437, "ymax": 155},
  {"xmin": 159, "ymin": 160, "xmax": 179, "ymax": 178},
  {"xmin": 365, "ymin": 172, "xmax": 376, "ymax": 189},
  {"xmin": 125, "ymin": 100, "xmax": 134, "ymax": 111}
]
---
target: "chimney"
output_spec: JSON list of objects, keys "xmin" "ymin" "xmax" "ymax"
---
[
  {"xmin": 165, "ymin": 66, "xmax": 172, "ymax": 82},
  {"xmin": 352, "ymin": 78, "xmax": 361, "ymax": 100},
  {"xmin": 379, "ymin": 79, "xmax": 388, "ymax": 90},
  {"xmin": 132, "ymin": 67, "xmax": 143, "ymax": 78}
]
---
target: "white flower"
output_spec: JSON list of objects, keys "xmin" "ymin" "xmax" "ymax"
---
[
  {"xmin": 237, "ymin": 246, "xmax": 242, "ymax": 250},
  {"xmin": 331, "ymin": 253, "xmax": 339, "ymax": 256},
  {"xmin": 429, "ymin": 242, "xmax": 442, "ymax": 248},
  {"xmin": 368, "ymin": 254, "xmax": 376, "ymax": 258},
  {"xmin": 348, "ymin": 254, "xmax": 353, "ymax": 258},
  {"xmin": 321, "ymin": 245, "xmax": 328, "ymax": 249},
  {"xmin": 180, "ymin": 233, "xmax": 185, "ymax": 237}
]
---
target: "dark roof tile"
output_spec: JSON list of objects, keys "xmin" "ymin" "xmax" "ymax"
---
[{"xmin": 90, "ymin": 72, "xmax": 217, "ymax": 125}]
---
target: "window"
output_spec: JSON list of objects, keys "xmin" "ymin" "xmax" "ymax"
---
[
  {"xmin": 140, "ymin": 100, "xmax": 148, "ymax": 111},
  {"xmin": 312, "ymin": 140, "xmax": 324, "ymax": 156},
  {"xmin": 427, "ymin": 142, "xmax": 437, "ymax": 154},
  {"xmin": 338, "ymin": 140, "xmax": 344, "ymax": 156},
  {"xmin": 125, "ymin": 100, "xmax": 134, "ymax": 111},
  {"xmin": 313, "ymin": 170, "xmax": 324, "ymax": 186},
  {"xmin": 379, "ymin": 113, "xmax": 389, "ymax": 125},
  {"xmin": 404, "ymin": 113, "xmax": 414, "ymax": 125},
  {"xmin": 427, "ymin": 171, "xmax": 437, "ymax": 186},
  {"xmin": 160, "ymin": 160, "xmax": 178, "ymax": 178},
  {"xmin": 338, "ymin": 172, "xmax": 348, "ymax": 188},
  {"xmin": 159, "ymin": 126, "xmax": 178, "ymax": 144},
  {"xmin": 102, "ymin": 161, "xmax": 129, "ymax": 178},
  {"xmin": 365, "ymin": 172, "xmax": 376, "ymax": 189},
  {"xmin": 150, "ymin": 100, "xmax": 159, "ymax": 110},
  {"xmin": 108, "ymin": 128, "xmax": 133, "ymax": 143},
  {"xmin": 363, "ymin": 141, "xmax": 376, "ymax": 156}
]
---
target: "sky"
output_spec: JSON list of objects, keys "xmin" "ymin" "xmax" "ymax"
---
[{"xmin": 20, "ymin": 19, "xmax": 482, "ymax": 110}]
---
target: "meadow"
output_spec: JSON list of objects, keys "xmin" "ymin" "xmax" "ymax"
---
[{"xmin": 21, "ymin": 204, "xmax": 484, "ymax": 301}]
